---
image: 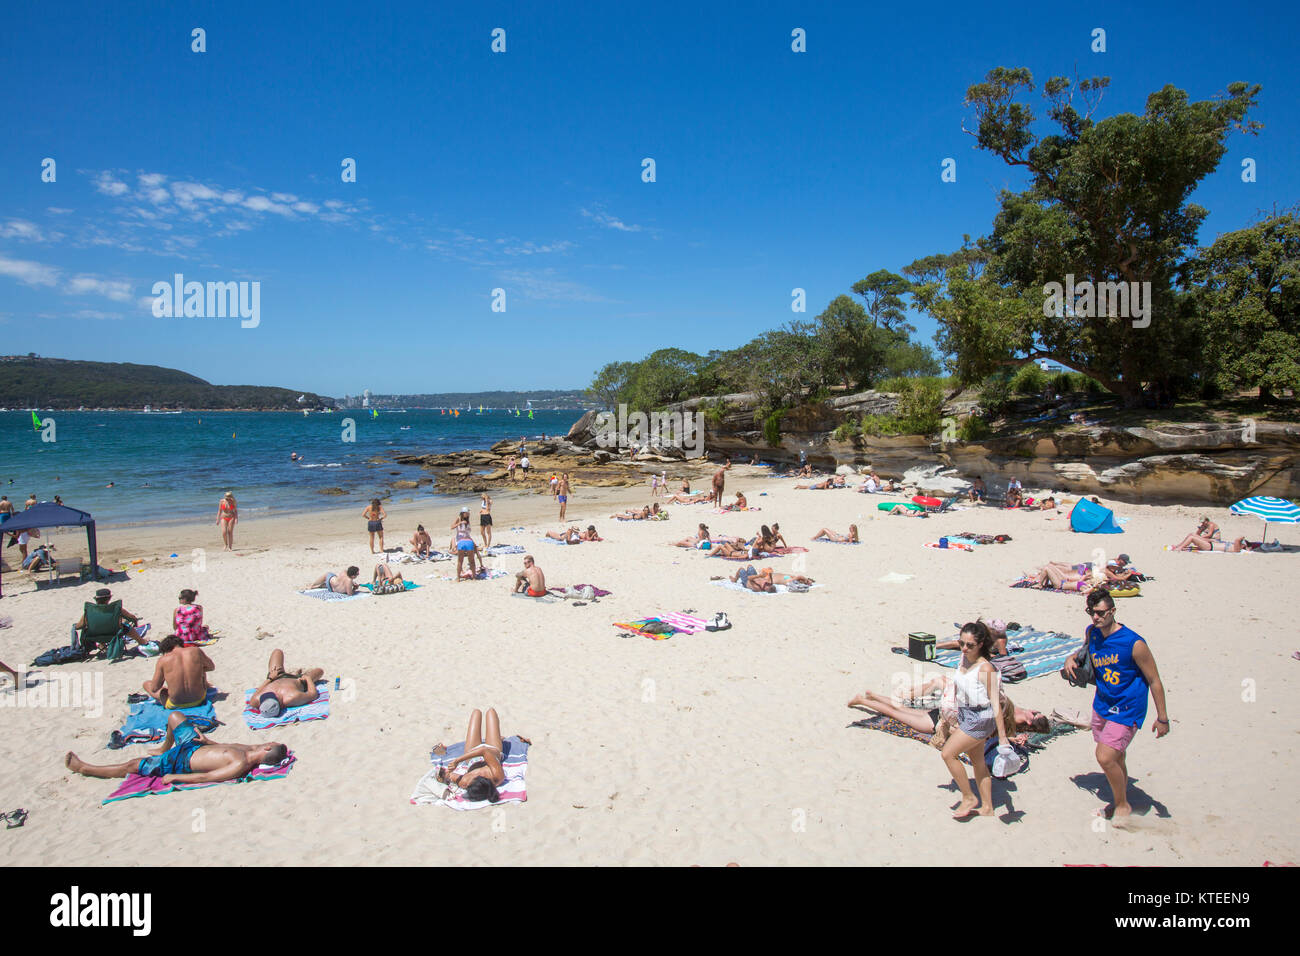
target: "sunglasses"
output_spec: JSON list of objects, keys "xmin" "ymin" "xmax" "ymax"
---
[
  {"xmin": 1088, "ymin": 607, "xmax": 1115, "ymax": 617},
  {"xmin": 958, "ymin": 640, "xmax": 978, "ymax": 649}
]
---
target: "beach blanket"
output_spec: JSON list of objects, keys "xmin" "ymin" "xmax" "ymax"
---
[
  {"xmin": 613, "ymin": 612, "xmax": 709, "ymax": 639},
  {"xmin": 924, "ymin": 541, "xmax": 974, "ymax": 551},
  {"xmin": 934, "ymin": 628, "xmax": 1077, "ymax": 680},
  {"xmin": 394, "ymin": 550, "xmax": 453, "ymax": 563},
  {"xmin": 430, "ymin": 568, "xmax": 509, "ymax": 580},
  {"xmin": 848, "ymin": 714, "xmax": 933, "ymax": 742},
  {"xmin": 359, "ymin": 580, "xmax": 423, "ymax": 592},
  {"xmin": 103, "ymin": 754, "xmax": 296, "ymax": 804},
  {"xmin": 548, "ymin": 584, "xmax": 612, "ymax": 597},
  {"xmin": 298, "ymin": 587, "xmax": 370, "ymax": 602},
  {"xmin": 712, "ymin": 579, "xmax": 820, "ymax": 595},
  {"xmin": 484, "ymin": 544, "xmax": 527, "ymax": 556},
  {"xmin": 114, "ymin": 689, "xmax": 219, "ymax": 746},
  {"xmin": 410, "ymin": 736, "xmax": 529, "ymax": 810},
  {"xmin": 243, "ymin": 682, "xmax": 330, "ymax": 729}
]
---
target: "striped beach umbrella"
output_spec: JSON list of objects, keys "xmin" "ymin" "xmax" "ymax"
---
[{"xmin": 1229, "ymin": 495, "xmax": 1300, "ymax": 542}]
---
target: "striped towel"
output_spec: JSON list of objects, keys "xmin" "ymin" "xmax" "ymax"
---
[
  {"xmin": 243, "ymin": 683, "xmax": 330, "ymax": 729},
  {"xmin": 298, "ymin": 588, "xmax": 370, "ymax": 602},
  {"xmin": 613, "ymin": 612, "xmax": 710, "ymax": 639},
  {"xmin": 115, "ymin": 689, "xmax": 219, "ymax": 745},
  {"xmin": 411, "ymin": 736, "xmax": 529, "ymax": 810},
  {"xmin": 934, "ymin": 628, "xmax": 1078, "ymax": 680},
  {"xmin": 712, "ymin": 580, "xmax": 819, "ymax": 595},
  {"xmin": 103, "ymin": 755, "xmax": 296, "ymax": 804}
]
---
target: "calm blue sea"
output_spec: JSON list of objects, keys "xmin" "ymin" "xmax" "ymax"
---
[{"xmin": 1, "ymin": 408, "xmax": 582, "ymax": 527}]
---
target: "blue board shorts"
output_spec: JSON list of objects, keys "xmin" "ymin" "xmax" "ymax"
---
[{"xmin": 138, "ymin": 720, "xmax": 201, "ymax": 777}]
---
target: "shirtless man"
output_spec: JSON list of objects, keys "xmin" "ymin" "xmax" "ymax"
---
[
  {"xmin": 250, "ymin": 648, "xmax": 324, "ymax": 717},
  {"xmin": 557, "ymin": 473, "xmax": 571, "ymax": 522},
  {"xmin": 711, "ymin": 468, "xmax": 726, "ymax": 507},
  {"xmin": 726, "ymin": 565, "xmax": 815, "ymax": 592},
  {"xmin": 142, "ymin": 636, "xmax": 215, "ymax": 709},
  {"xmin": 0, "ymin": 495, "xmax": 13, "ymax": 524},
  {"xmin": 513, "ymin": 555, "xmax": 547, "ymax": 596},
  {"xmin": 66, "ymin": 712, "xmax": 288, "ymax": 786},
  {"xmin": 307, "ymin": 566, "xmax": 361, "ymax": 595}
]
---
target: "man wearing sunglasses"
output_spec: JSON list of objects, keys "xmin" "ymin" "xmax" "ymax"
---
[{"xmin": 1063, "ymin": 588, "xmax": 1169, "ymax": 828}]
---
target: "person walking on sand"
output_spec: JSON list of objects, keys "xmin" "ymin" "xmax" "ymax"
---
[
  {"xmin": 941, "ymin": 622, "xmax": 1012, "ymax": 819},
  {"xmin": 479, "ymin": 493, "xmax": 493, "ymax": 549},
  {"xmin": 217, "ymin": 492, "xmax": 238, "ymax": 550},
  {"xmin": 1062, "ymin": 588, "xmax": 1169, "ymax": 828},
  {"xmin": 506, "ymin": 456, "xmax": 517, "ymax": 481},
  {"xmin": 711, "ymin": 467, "xmax": 725, "ymax": 507},
  {"xmin": 520, "ymin": 454, "xmax": 530, "ymax": 478},
  {"xmin": 557, "ymin": 473, "xmax": 571, "ymax": 522},
  {"xmin": 363, "ymin": 498, "xmax": 387, "ymax": 554}
]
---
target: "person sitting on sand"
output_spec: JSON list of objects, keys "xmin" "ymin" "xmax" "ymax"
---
[
  {"xmin": 1194, "ymin": 516, "xmax": 1220, "ymax": 541},
  {"xmin": 1005, "ymin": 485, "xmax": 1023, "ymax": 508},
  {"xmin": 795, "ymin": 475, "xmax": 846, "ymax": 490},
  {"xmin": 410, "ymin": 524, "xmax": 433, "ymax": 559},
  {"xmin": 432, "ymin": 708, "xmax": 529, "ymax": 803},
  {"xmin": 812, "ymin": 524, "xmax": 859, "ymax": 543},
  {"xmin": 307, "ymin": 566, "xmax": 361, "ymax": 595},
  {"xmin": 753, "ymin": 524, "xmax": 781, "ymax": 551},
  {"xmin": 1170, "ymin": 531, "xmax": 1248, "ymax": 552},
  {"xmin": 1036, "ymin": 495, "xmax": 1057, "ymax": 510},
  {"xmin": 513, "ymin": 555, "xmax": 546, "ymax": 597},
  {"xmin": 672, "ymin": 524, "xmax": 711, "ymax": 549},
  {"xmin": 968, "ymin": 476, "xmax": 987, "ymax": 503},
  {"xmin": 373, "ymin": 562, "xmax": 406, "ymax": 588},
  {"xmin": 172, "ymin": 589, "xmax": 211, "ymax": 645},
  {"xmin": 858, "ymin": 472, "xmax": 880, "ymax": 494},
  {"xmin": 1103, "ymin": 554, "xmax": 1141, "ymax": 585},
  {"xmin": 251, "ymin": 648, "xmax": 324, "ymax": 717},
  {"xmin": 66, "ymin": 711, "xmax": 287, "ymax": 786},
  {"xmin": 940, "ymin": 621, "xmax": 1012, "ymax": 819},
  {"xmin": 768, "ymin": 523, "xmax": 789, "ymax": 548},
  {"xmin": 721, "ymin": 491, "xmax": 748, "ymax": 511},
  {"xmin": 141, "ymin": 636, "xmax": 214, "ymax": 709}
]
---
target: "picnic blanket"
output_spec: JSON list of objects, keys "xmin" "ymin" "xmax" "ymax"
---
[
  {"xmin": 103, "ymin": 754, "xmax": 297, "ymax": 804},
  {"xmin": 410, "ymin": 736, "xmax": 529, "ymax": 810},
  {"xmin": 484, "ymin": 544, "xmax": 527, "ymax": 556},
  {"xmin": 113, "ymin": 689, "xmax": 220, "ymax": 746},
  {"xmin": 934, "ymin": 627, "xmax": 1077, "ymax": 680},
  {"xmin": 243, "ymin": 682, "xmax": 330, "ymax": 729},
  {"xmin": 613, "ymin": 612, "xmax": 709, "ymax": 640},
  {"xmin": 298, "ymin": 587, "xmax": 370, "ymax": 602}
]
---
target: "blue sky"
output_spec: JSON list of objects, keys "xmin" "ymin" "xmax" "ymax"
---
[{"xmin": 1, "ymin": 0, "xmax": 1296, "ymax": 397}]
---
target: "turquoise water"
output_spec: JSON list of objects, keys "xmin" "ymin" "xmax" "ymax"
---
[{"xmin": 1, "ymin": 409, "xmax": 581, "ymax": 527}]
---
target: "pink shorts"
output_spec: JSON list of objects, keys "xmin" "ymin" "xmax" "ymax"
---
[{"xmin": 1091, "ymin": 711, "xmax": 1138, "ymax": 752}]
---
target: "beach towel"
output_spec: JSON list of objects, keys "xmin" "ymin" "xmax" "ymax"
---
[
  {"xmin": 547, "ymin": 584, "xmax": 612, "ymax": 597},
  {"xmin": 934, "ymin": 628, "xmax": 1078, "ymax": 680},
  {"xmin": 484, "ymin": 544, "xmax": 527, "ymax": 556},
  {"xmin": 923, "ymin": 541, "xmax": 974, "ymax": 551},
  {"xmin": 243, "ymin": 683, "xmax": 330, "ymax": 729},
  {"xmin": 103, "ymin": 754, "xmax": 296, "ymax": 804},
  {"xmin": 847, "ymin": 714, "xmax": 934, "ymax": 743},
  {"xmin": 114, "ymin": 689, "xmax": 219, "ymax": 746},
  {"xmin": 712, "ymin": 579, "xmax": 820, "ymax": 595},
  {"xmin": 298, "ymin": 587, "xmax": 370, "ymax": 602},
  {"xmin": 359, "ymin": 580, "xmax": 422, "ymax": 592},
  {"xmin": 410, "ymin": 736, "xmax": 529, "ymax": 810},
  {"xmin": 613, "ymin": 612, "xmax": 709, "ymax": 639},
  {"xmin": 430, "ymin": 568, "xmax": 508, "ymax": 581}
]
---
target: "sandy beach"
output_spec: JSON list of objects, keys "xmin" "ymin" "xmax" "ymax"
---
[{"xmin": 1, "ymin": 468, "xmax": 1296, "ymax": 866}]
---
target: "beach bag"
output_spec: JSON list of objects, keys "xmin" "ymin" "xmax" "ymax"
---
[
  {"xmin": 990, "ymin": 654, "xmax": 1028, "ymax": 683},
  {"xmin": 639, "ymin": 621, "xmax": 676, "ymax": 635},
  {"xmin": 785, "ymin": 580, "xmax": 810, "ymax": 592},
  {"xmin": 1060, "ymin": 628, "xmax": 1095, "ymax": 687},
  {"xmin": 988, "ymin": 742, "xmax": 1026, "ymax": 778},
  {"xmin": 31, "ymin": 642, "xmax": 89, "ymax": 667},
  {"xmin": 373, "ymin": 579, "xmax": 404, "ymax": 595}
]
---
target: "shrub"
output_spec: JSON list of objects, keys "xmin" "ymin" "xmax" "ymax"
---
[
  {"xmin": 762, "ymin": 408, "xmax": 785, "ymax": 447},
  {"xmin": 958, "ymin": 415, "xmax": 992, "ymax": 440},
  {"xmin": 1009, "ymin": 363, "xmax": 1048, "ymax": 395},
  {"xmin": 979, "ymin": 374, "xmax": 1013, "ymax": 416},
  {"xmin": 832, "ymin": 419, "xmax": 862, "ymax": 441},
  {"xmin": 894, "ymin": 378, "xmax": 945, "ymax": 435}
]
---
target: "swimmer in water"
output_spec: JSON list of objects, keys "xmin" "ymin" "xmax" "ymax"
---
[{"xmin": 106, "ymin": 482, "xmax": 115, "ymax": 488}]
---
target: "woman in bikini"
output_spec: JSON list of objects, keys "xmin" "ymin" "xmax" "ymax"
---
[
  {"xmin": 1170, "ymin": 531, "xmax": 1247, "ymax": 552},
  {"xmin": 479, "ymin": 493, "xmax": 493, "ymax": 549},
  {"xmin": 217, "ymin": 492, "xmax": 237, "ymax": 551},
  {"xmin": 812, "ymin": 524, "xmax": 859, "ymax": 543},
  {"xmin": 410, "ymin": 525, "xmax": 433, "ymax": 559},
  {"xmin": 363, "ymin": 498, "xmax": 387, "ymax": 554},
  {"xmin": 432, "ymin": 708, "xmax": 526, "ymax": 804},
  {"xmin": 671, "ymin": 523, "xmax": 711, "ymax": 549}
]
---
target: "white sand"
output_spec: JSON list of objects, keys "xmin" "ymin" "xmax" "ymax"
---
[{"xmin": 0, "ymin": 468, "xmax": 1296, "ymax": 865}]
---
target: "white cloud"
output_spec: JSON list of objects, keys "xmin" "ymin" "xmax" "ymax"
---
[
  {"xmin": 0, "ymin": 219, "xmax": 50, "ymax": 242},
  {"xmin": 94, "ymin": 172, "xmax": 128, "ymax": 196},
  {"xmin": 0, "ymin": 254, "xmax": 59, "ymax": 287},
  {"xmin": 497, "ymin": 267, "xmax": 607, "ymax": 303},
  {"xmin": 46, "ymin": 207, "xmax": 73, "ymax": 215},
  {"xmin": 66, "ymin": 275, "xmax": 132, "ymax": 301},
  {"xmin": 71, "ymin": 309, "xmax": 123, "ymax": 320},
  {"xmin": 581, "ymin": 206, "xmax": 643, "ymax": 232}
]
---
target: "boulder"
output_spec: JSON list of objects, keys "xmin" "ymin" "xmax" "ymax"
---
[{"xmin": 567, "ymin": 409, "xmax": 599, "ymax": 445}]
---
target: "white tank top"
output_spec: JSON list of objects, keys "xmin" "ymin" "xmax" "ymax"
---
[{"xmin": 951, "ymin": 660, "xmax": 995, "ymax": 717}]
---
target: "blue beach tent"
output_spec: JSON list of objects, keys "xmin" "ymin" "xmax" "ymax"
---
[
  {"xmin": 1070, "ymin": 498, "xmax": 1123, "ymax": 534},
  {"xmin": 0, "ymin": 502, "xmax": 101, "ymax": 598}
]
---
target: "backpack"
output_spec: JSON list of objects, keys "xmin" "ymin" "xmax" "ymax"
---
[
  {"xmin": 31, "ymin": 643, "xmax": 90, "ymax": 667},
  {"xmin": 990, "ymin": 654, "xmax": 1028, "ymax": 682}
]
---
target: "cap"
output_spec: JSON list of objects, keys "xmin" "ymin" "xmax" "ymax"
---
[
  {"xmin": 460, "ymin": 506, "xmax": 469, "ymax": 513},
  {"xmin": 95, "ymin": 588, "xmax": 112, "ymax": 600},
  {"xmin": 258, "ymin": 692, "xmax": 283, "ymax": 718},
  {"xmin": 1117, "ymin": 553, "xmax": 1131, "ymax": 563}
]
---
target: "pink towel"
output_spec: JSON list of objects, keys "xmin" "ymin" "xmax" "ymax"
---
[{"xmin": 103, "ymin": 754, "xmax": 296, "ymax": 804}]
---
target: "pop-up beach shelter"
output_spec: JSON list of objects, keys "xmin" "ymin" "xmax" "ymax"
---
[
  {"xmin": 0, "ymin": 502, "xmax": 100, "ymax": 598},
  {"xmin": 1070, "ymin": 498, "xmax": 1123, "ymax": 534}
]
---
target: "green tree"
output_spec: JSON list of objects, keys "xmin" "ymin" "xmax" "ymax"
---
[
  {"xmin": 959, "ymin": 67, "xmax": 1261, "ymax": 406},
  {"xmin": 1191, "ymin": 213, "xmax": 1300, "ymax": 400},
  {"xmin": 851, "ymin": 269, "xmax": 915, "ymax": 334}
]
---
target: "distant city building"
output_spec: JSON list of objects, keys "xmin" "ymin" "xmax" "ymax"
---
[{"xmin": 362, "ymin": 388, "xmax": 372, "ymax": 409}]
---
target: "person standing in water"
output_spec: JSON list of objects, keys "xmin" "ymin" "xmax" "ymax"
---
[
  {"xmin": 363, "ymin": 498, "xmax": 387, "ymax": 554},
  {"xmin": 217, "ymin": 492, "xmax": 238, "ymax": 551},
  {"xmin": 479, "ymin": 492, "xmax": 493, "ymax": 549}
]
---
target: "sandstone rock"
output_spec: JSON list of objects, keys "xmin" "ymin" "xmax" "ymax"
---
[
  {"xmin": 391, "ymin": 480, "xmax": 420, "ymax": 489},
  {"xmin": 317, "ymin": 487, "xmax": 347, "ymax": 496},
  {"xmin": 447, "ymin": 467, "xmax": 472, "ymax": 476},
  {"xmin": 567, "ymin": 409, "xmax": 599, "ymax": 444}
]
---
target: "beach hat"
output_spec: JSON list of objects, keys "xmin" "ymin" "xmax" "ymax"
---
[
  {"xmin": 460, "ymin": 506, "xmax": 469, "ymax": 513},
  {"xmin": 1117, "ymin": 553, "xmax": 1131, "ymax": 563},
  {"xmin": 94, "ymin": 588, "xmax": 112, "ymax": 600},
  {"xmin": 257, "ymin": 692, "xmax": 283, "ymax": 718}
]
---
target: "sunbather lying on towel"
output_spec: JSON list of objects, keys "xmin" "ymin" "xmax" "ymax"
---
[
  {"xmin": 795, "ymin": 475, "xmax": 846, "ymax": 490},
  {"xmin": 513, "ymin": 555, "xmax": 546, "ymax": 596},
  {"xmin": 672, "ymin": 524, "xmax": 711, "ymax": 549},
  {"xmin": 1027, "ymin": 562, "xmax": 1101, "ymax": 592},
  {"xmin": 937, "ymin": 618, "xmax": 1009, "ymax": 655},
  {"xmin": 665, "ymin": 492, "xmax": 714, "ymax": 505},
  {"xmin": 431, "ymin": 707, "xmax": 530, "ymax": 803},
  {"xmin": 373, "ymin": 562, "xmax": 407, "ymax": 588},
  {"xmin": 251, "ymin": 648, "xmax": 324, "ymax": 717},
  {"xmin": 546, "ymin": 524, "xmax": 601, "ymax": 544},
  {"xmin": 142, "ymin": 636, "xmax": 215, "ymax": 710},
  {"xmin": 723, "ymin": 565, "xmax": 814, "ymax": 592},
  {"xmin": 708, "ymin": 538, "xmax": 755, "ymax": 559},
  {"xmin": 883, "ymin": 504, "xmax": 926, "ymax": 516},
  {"xmin": 848, "ymin": 683, "xmax": 1049, "ymax": 747},
  {"xmin": 812, "ymin": 525, "xmax": 859, "ymax": 543},
  {"xmin": 611, "ymin": 504, "xmax": 662, "ymax": 520},
  {"xmin": 1170, "ymin": 532, "xmax": 1248, "ymax": 552},
  {"xmin": 65, "ymin": 712, "xmax": 287, "ymax": 785},
  {"xmin": 307, "ymin": 566, "xmax": 361, "ymax": 595}
]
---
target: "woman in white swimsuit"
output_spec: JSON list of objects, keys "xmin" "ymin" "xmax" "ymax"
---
[{"xmin": 941, "ymin": 622, "xmax": 1011, "ymax": 819}]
